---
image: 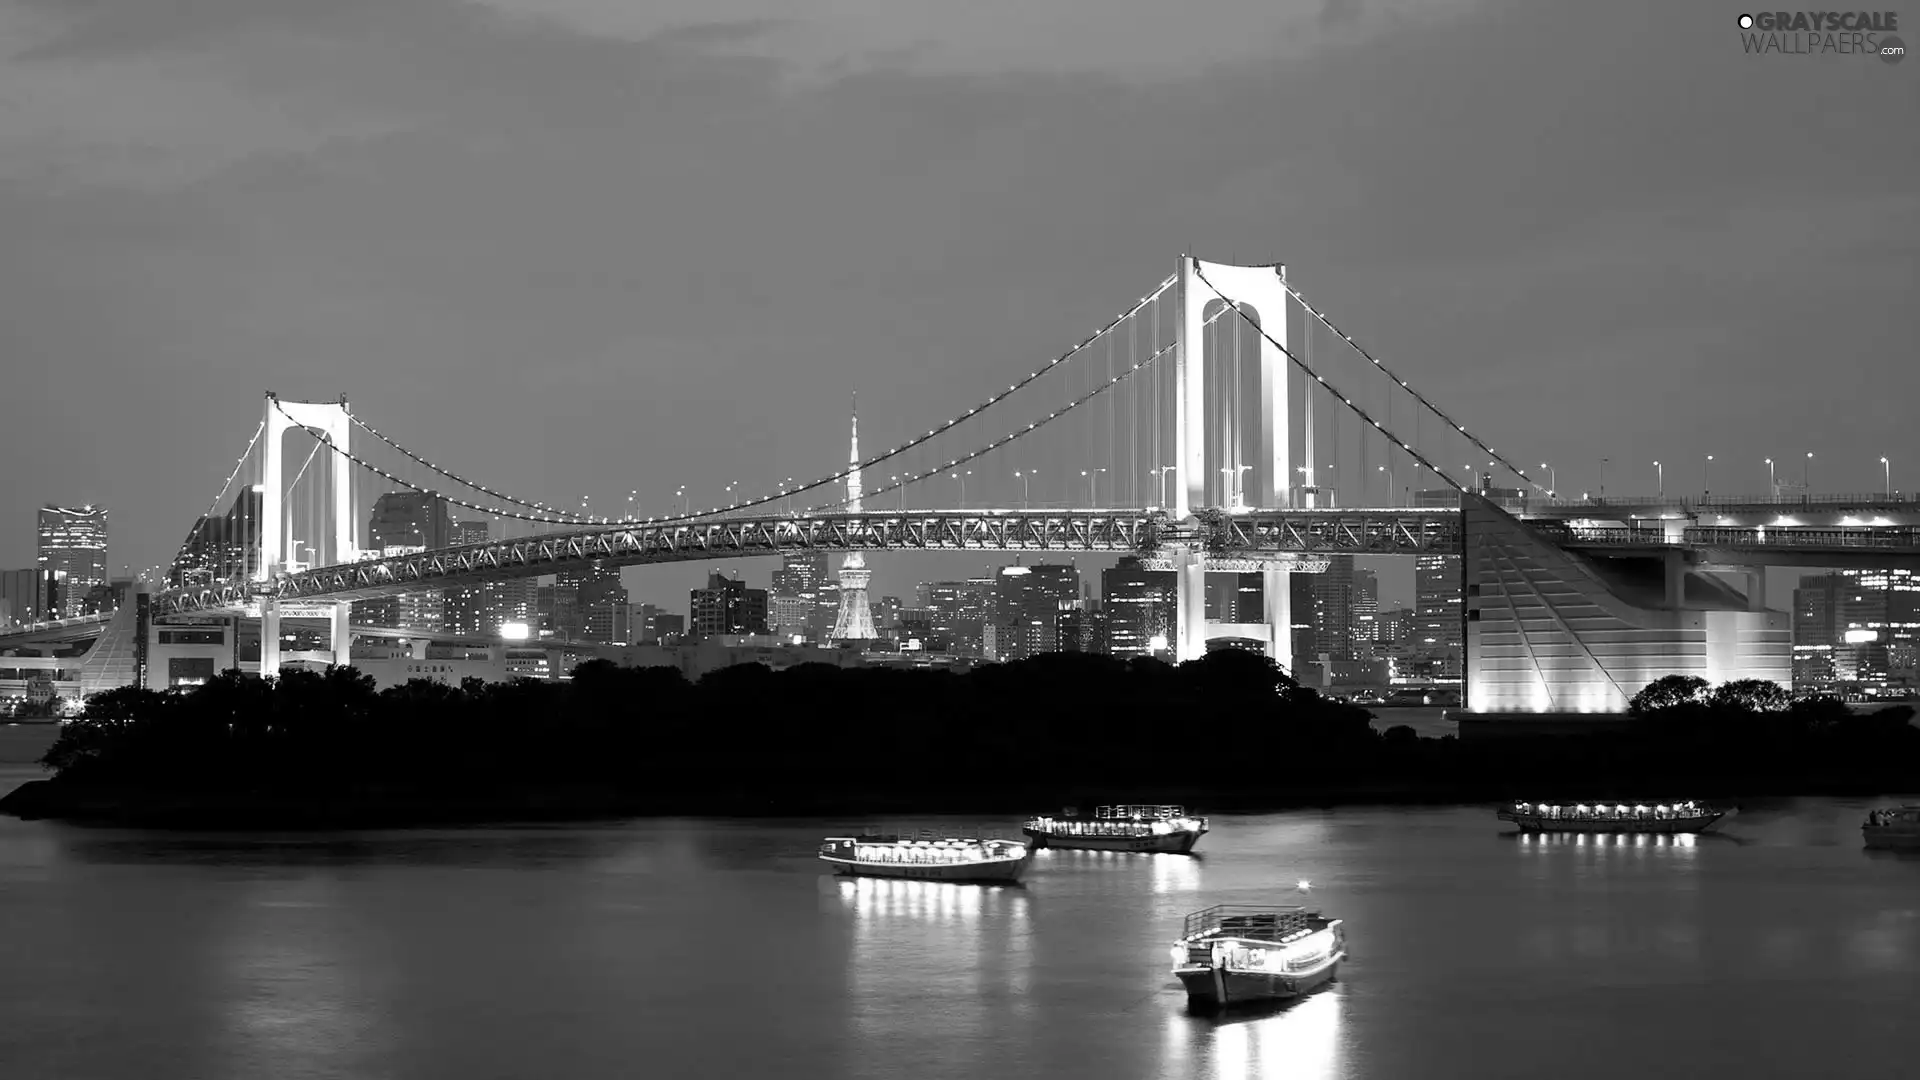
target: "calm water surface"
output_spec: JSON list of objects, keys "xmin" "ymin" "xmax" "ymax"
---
[{"xmin": 2, "ymin": 763, "xmax": 1917, "ymax": 1079}]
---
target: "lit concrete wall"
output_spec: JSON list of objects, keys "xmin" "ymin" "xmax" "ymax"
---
[
  {"xmin": 1464, "ymin": 496, "xmax": 1790, "ymax": 713},
  {"xmin": 145, "ymin": 618, "xmax": 237, "ymax": 690}
]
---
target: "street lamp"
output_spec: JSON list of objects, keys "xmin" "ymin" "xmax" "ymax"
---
[
  {"xmin": 1150, "ymin": 465, "xmax": 1175, "ymax": 508},
  {"xmin": 1882, "ymin": 456, "xmax": 1892, "ymax": 498},
  {"xmin": 782, "ymin": 477, "xmax": 796, "ymax": 516},
  {"xmin": 1379, "ymin": 464, "xmax": 1395, "ymax": 506},
  {"xmin": 952, "ymin": 469, "xmax": 970, "ymax": 508},
  {"xmin": 1765, "ymin": 458, "xmax": 1775, "ymax": 497},
  {"xmin": 1225, "ymin": 464, "xmax": 1251, "ymax": 508},
  {"xmin": 627, "ymin": 489, "xmax": 637, "ymax": 521},
  {"xmin": 1015, "ymin": 470, "xmax": 1034, "ymax": 509},
  {"xmin": 1081, "ymin": 468, "xmax": 1104, "ymax": 506},
  {"xmin": 1703, "ymin": 455, "xmax": 1713, "ymax": 498},
  {"xmin": 676, "ymin": 486, "xmax": 688, "ymax": 515},
  {"xmin": 1539, "ymin": 462, "xmax": 1555, "ymax": 496},
  {"xmin": 1653, "ymin": 460, "xmax": 1663, "ymax": 498},
  {"xmin": 1805, "ymin": 451, "xmax": 1813, "ymax": 489}
]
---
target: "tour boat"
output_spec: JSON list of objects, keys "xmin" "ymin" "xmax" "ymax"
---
[
  {"xmin": 1023, "ymin": 804, "xmax": 1209, "ymax": 853},
  {"xmin": 817, "ymin": 835, "xmax": 1032, "ymax": 883},
  {"xmin": 1862, "ymin": 806, "xmax": 1920, "ymax": 850},
  {"xmin": 1170, "ymin": 903, "xmax": 1345, "ymax": 1010},
  {"xmin": 1496, "ymin": 800, "xmax": 1729, "ymax": 834}
]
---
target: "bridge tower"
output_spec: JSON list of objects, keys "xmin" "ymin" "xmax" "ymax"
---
[
  {"xmin": 1171, "ymin": 257, "xmax": 1295, "ymax": 668},
  {"xmin": 258, "ymin": 393, "xmax": 358, "ymax": 675}
]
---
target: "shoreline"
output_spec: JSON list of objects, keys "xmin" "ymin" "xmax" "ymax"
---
[{"xmin": 2, "ymin": 776, "xmax": 1906, "ymax": 830}]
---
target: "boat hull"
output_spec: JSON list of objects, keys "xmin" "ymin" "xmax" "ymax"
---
[
  {"xmin": 820, "ymin": 854, "xmax": 1030, "ymax": 883},
  {"xmin": 1498, "ymin": 812, "xmax": 1725, "ymax": 834},
  {"xmin": 1023, "ymin": 828, "xmax": 1204, "ymax": 854},
  {"xmin": 1176, "ymin": 956, "xmax": 1341, "ymax": 1009},
  {"xmin": 1863, "ymin": 828, "xmax": 1920, "ymax": 851}
]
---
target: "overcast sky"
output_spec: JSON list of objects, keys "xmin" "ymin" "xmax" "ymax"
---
[{"xmin": 1, "ymin": 0, "xmax": 1914, "ymax": 608}]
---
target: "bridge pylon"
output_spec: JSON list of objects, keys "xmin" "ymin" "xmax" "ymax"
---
[
  {"xmin": 259, "ymin": 394, "xmax": 357, "ymax": 675},
  {"xmin": 1172, "ymin": 257, "xmax": 1294, "ymax": 669}
]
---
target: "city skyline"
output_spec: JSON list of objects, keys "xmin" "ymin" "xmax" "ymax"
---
[{"xmin": 0, "ymin": 0, "xmax": 1912, "ymax": 595}]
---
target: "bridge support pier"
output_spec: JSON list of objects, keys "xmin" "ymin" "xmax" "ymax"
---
[
  {"xmin": 1264, "ymin": 567, "xmax": 1293, "ymax": 677},
  {"xmin": 1663, "ymin": 549, "xmax": 1687, "ymax": 608},
  {"xmin": 1742, "ymin": 568, "xmax": 1767, "ymax": 612},
  {"xmin": 260, "ymin": 597, "xmax": 281, "ymax": 679},
  {"xmin": 1174, "ymin": 545, "xmax": 1208, "ymax": 663},
  {"xmin": 330, "ymin": 601, "xmax": 351, "ymax": 667}
]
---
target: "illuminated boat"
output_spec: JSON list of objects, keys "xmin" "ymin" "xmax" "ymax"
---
[
  {"xmin": 817, "ymin": 835, "xmax": 1032, "ymax": 882},
  {"xmin": 1862, "ymin": 806, "xmax": 1920, "ymax": 850},
  {"xmin": 1170, "ymin": 903, "xmax": 1345, "ymax": 1010},
  {"xmin": 1496, "ymin": 800, "xmax": 1729, "ymax": 833},
  {"xmin": 1023, "ymin": 804, "xmax": 1209, "ymax": 853}
]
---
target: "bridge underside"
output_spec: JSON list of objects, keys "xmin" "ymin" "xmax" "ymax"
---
[{"xmin": 1465, "ymin": 496, "xmax": 1790, "ymax": 714}]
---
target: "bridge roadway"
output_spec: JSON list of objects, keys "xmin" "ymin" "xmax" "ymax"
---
[
  {"xmin": 1518, "ymin": 492, "xmax": 1920, "ymax": 528},
  {"xmin": 150, "ymin": 508, "xmax": 1465, "ymax": 615},
  {"xmin": 13, "ymin": 505, "xmax": 1920, "ymax": 634}
]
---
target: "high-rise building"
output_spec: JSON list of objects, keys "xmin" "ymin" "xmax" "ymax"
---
[
  {"xmin": 1793, "ymin": 569, "xmax": 1920, "ymax": 694},
  {"xmin": 1352, "ymin": 567, "xmax": 1379, "ymax": 656},
  {"xmin": 1310, "ymin": 555, "xmax": 1358, "ymax": 661},
  {"xmin": 1101, "ymin": 556, "xmax": 1175, "ymax": 659},
  {"xmin": 770, "ymin": 595, "xmax": 812, "ymax": 640},
  {"xmin": 0, "ymin": 568, "xmax": 53, "ymax": 628},
  {"xmin": 171, "ymin": 487, "xmax": 264, "ymax": 589},
  {"xmin": 362, "ymin": 493, "xmax": 451, "ymax": 629},
  {"xmin": 829, "ymin": 405, "xmax": 877, "ymax": 642},
  {"xmin": 579, "ymin": 568, "xmax": 630, "ymax": 642},
  {"xmin": 1205, "ymin": 573, "xmax": 1264, "ymax": 623},
  {"xmin": 918, "ymin": 579, "xmax": 994, "ymax": 655},
  {"xmin": 772, "ymin": 551, "xmax": 835, "ymax": 642},
  {"xmin": 1414, "ymin": 554, "xmax": 1463, "ymax": 678},
  {"xmin": 38, "ymin": 505, "xmax": 108, "ymax": 619},
  {"xmin": 996, "ymin": 563, "xmax": 1079, "ymax": 661},
  {"xmin": 872, "ymin": 595, "xmax": 904, "ymax": 634},
  {"xmin": 368, "ymin": 492, "xmax": 451, "ymax": 553},
  {"xmin": 691, "ymin": 571, "xmax": 769, "ymax": 637}
]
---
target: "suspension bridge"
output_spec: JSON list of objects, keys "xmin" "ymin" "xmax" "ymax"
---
[{"xmin": 13, "ymin": 256, "xmax": 1920, "ymax": 714}]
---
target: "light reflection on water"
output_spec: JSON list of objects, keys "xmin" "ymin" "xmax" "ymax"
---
[
  {"xmin": 1180, "ymin": 989, "xmax": 1344, "ymax": 1080},
  {"xmin": 835, "ymin": 876, "xmax": 1036, "ymax": 1055},
  {"xmin": 5, "ymin": 805, "xmax": 1920, "ymax": 1079},
  {"xmin": 217, "ymin": 875, "xmax": 387, "ymax": 1079}
]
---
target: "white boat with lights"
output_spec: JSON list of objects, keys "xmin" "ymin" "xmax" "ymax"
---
[
  {"xmin": 1023, "ymin": 804, "xmax": 1209, "ymax": 853},
  {"xmin": 1497, "ymin": 800, "xmax": 1728, "ymax": 833},
  {"xmin": 1170, "ymin": 903, "xmax": 1345, "ymax": 1010},
  {"xmin": 1862, "ymin": 806, "xmax": 1920, "ymax": 850},
  {"xmin": 817, "ymin": 835, "xmax": 1032, "ymax": 882}
]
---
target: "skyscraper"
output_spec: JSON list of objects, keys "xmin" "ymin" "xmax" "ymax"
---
[
  {"xmin": 829, "ymin": 403, "xmax": 876, "ymax": 641},
  {"xmin": 362, "ymin": 492, "xmax": 451, "ymax": 628},
  {"xmin": 1352, "ymin": 567, "xmax": 1380, "ymax": 657},
  {"xmin": 691, "ymin": 571, "xmax": 769, "ymax": 637},
  {"xmin": 995, "ymin": 563, "xmax": 1079, "ymax": 661},
  {"xmin": 1102, "ymin": 556, "xmax": 1176, "ymax": 659},
  {"xmin": 170, "ymin": 487, "xmax": 262, "ymax": 589},
  {"xmin": 1414, "ymin": 554, "xmax": 1463, "ymax": 678},
  {"xmin": 38, "ymin": 505, "xmax": 108, "ymax": 619},
  {"xmin": 772, "ymin": 551, "xmax": 834, "ymax": 642},
  {"xmin": 1793, "ymin": 569, "xmax": 1920, "ymax": 694}
]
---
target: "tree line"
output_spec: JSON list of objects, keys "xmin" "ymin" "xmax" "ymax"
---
[{"xmin": 29, "ymin": 661, "xmax": 1920, "ymax": 814}]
